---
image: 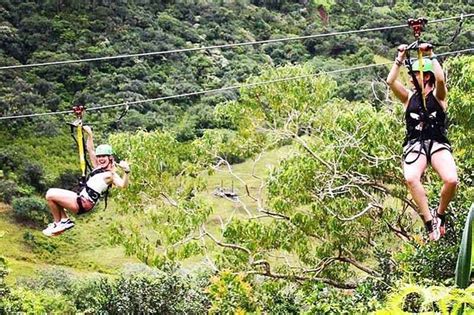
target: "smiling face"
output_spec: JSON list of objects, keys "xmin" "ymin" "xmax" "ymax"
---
[{"xmin": 96, "ymin": 155, "xmax": 112, "ymax": 168}]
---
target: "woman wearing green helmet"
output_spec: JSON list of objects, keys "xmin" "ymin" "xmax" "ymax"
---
[
  {"xmin": 386, "ymin": 43, "xmax": 458, "ymax": 242},
  {"xmin": 42, "ymin": 126, "xmax": 130, "ymax": 236}
]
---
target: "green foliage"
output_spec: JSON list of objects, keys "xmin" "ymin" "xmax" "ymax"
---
[
  {"xmin": 207, "ymin": 271, "xmax": 257, "ymax": 314},
  {"xmin": 20, "ymin": 162, "xmax": 46, "ymax": 193},
  {"xmin": 2, "ymin": 287, "xmax": 76, "ymax": 314},
  {"xmin": 12, "ymin": 197, "xmax": 51, "ymax": 225},
  {"xmin": 0, "ymin": 256, "xmax": 10, "ymax": 303},
  {"xmin": 0, "ymin": 179, "xmax": 21, "ymax": 204},
  {"xmin": 109, "ymin": 271, "xmax": 209, "ymax": 314},
  {"xmin": 254, "ymin": 280, "xmax": 301, "ymax": 314},
  {"xmin": 375, "ymin": 284, "xmax": 474, "ymax": 315},
  {"xmin": 70, "ymin": 277, "xmax": 115, "ymax": 314},
  {"xmin": 0, "ymin": 2, "xmax": 473, "ymax": 313},
  {"xmin": 50, "ymin": 169, "xmax": 81, "ymax": 192},
  {"xmin": 18, "ymin": 268, "xmax": 75, "ymax": 296},
  {"xmin": 455, "ymin": 204, "xmax": 474, "ymax": 289}
]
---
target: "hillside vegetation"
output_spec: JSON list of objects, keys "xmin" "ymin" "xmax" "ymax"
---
[{"xmin": 0, "ymin": 0, "xmax": 473, "ymax": 313}]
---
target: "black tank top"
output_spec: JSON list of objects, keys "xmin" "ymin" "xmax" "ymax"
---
[{"xmin": 404, "ymin": 91, "xmax": 449, "ymax": 145}]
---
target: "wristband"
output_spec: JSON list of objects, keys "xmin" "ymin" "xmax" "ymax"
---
[
  {"xmin": 429, "ymin": 54, "xmax": 437, "ymax": 60},
  {"xmin": 395, "ymin": 58, "xmax": 403, "ymax": 66},
  {"xmin": 124, "ymin": 170, "xmax": 130, "ymax": 174}
]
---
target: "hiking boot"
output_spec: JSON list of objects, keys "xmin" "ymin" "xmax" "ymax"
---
[{"xmin": 425, "ymin": 218, "xmax": 441, "ymax": 241}]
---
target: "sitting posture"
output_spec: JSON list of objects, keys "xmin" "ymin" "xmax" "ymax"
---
[{"xmin": 43, "ymin": 126, "xmax": 130, "ymax": 236}]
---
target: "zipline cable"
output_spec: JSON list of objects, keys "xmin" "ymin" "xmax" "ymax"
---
[
  {"xmin": 1, "ymin": 48, "xmax": 471, "ymax": 121},
  {"xmin": 0, "ymin": 14, "xmax": 471, "ymax": 71}
]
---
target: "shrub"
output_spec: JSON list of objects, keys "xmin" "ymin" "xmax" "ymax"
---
[
  {"xmin": 207, "ymin": 271, "xmax": 257, "ymax": 314},
  {"xmin": 50, "ymin": 169, "xmax": 81, "ymax": 192},
  {"xmin": 0, "ymin": 179, "xmax": 21, "ymax": 204},
  {"xmin": 20, "ymin": 163, "xmax": 46, "ymax": 193},
  {"xmin": 70, "ymin": 277, "xmax": 115, "ymax": 313},
  {"xmin": 0, "ymin": 256, "xmax": 10, "ymax": 301},
  {"xmin": 110, "ymin": 271, "xmax": 209, "ymax": 314},
  {"xmin": 12, "ymin": 196, "xmax": 51, "ymax": 225},
  {"xmin": 19, "ymin": 268, "xmax": 75, "ymax": 296},
  {"xmin": 2, "ymin": 288, "xmax": 75, "ymax": 314}
]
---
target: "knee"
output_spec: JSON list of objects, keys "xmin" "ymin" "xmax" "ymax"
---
[
  {"xmin": 443, "ymin": 175, "xmax": 458, "ymax": 189},
  {"xmin": 45, "ymin": 188, "xmax": 56, "ymax": 201},
  {"xmin": 405, "ymin": 175, "xmax": 421, "ymax": 188}
]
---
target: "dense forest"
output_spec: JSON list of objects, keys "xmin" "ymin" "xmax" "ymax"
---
[{"xmin": 0, "ymin": 0, "xmax": 473, "ymax": 313}]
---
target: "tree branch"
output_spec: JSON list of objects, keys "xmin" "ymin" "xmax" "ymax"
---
[
  {"xmin": 336, "ymin": 256, "xmax": 381, "ymax": 277},
  {"xmin": 203, "ymin": 228, "xmax": 251, "ymax": 255},
  {"xmin": 249, "ymin": 260, "xmax": 357, "ymax": 289}
]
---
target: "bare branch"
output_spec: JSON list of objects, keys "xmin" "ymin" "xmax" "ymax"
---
[
  {"xmin": 247, "ymin": 267, "xmax": 357, "ymax": 289},
  {"xmin": 160, "ymin": 192, "xmax": 179, "ymax": 207},
  {"xmin": 303, "ymin": 257, "xmax": 338, "ymax": 276},
  {"xmin": 199, "ymin": 228, "xmax": 219, "ymax": 272},
  {"xmin": 323, "ymin": 203, "xmax": 381, "ymax": 222},
  {"xmin": 260, "ymin": 209, "xmax": 291, "ymax": 220},
  {"xmin": 385, "ymin": 221, "xmax": 412, "ymax": 241},
  {"xmin": 336, "ymin": 256, "xmax": 381, "ymax": 278},
  {"xmin": 203, "ymin": 228, "xmax": 251, "ymax": 255}
]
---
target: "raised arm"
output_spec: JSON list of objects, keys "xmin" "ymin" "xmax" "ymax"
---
[
  {"xmin": 425, "ymin": 45, "xmax": 447, "ymax": 106},
  {"xmin": 83, "ymin": 126, "xmax": 98, "ymax": 168},
  {"xmin": 112, "ymin": 160, "xmax": 130, "ymax": 188},
  {"xmin": 386, "ymin": 44, "xmax": 410, "ymax": 106}
]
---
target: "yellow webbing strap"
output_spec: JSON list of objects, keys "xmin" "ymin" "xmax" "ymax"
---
[
  {"xmin": 417, "ymin": 47, "xmax": 427, "ymax": 111},
  {"xmin": 76, "ymin": 121, "xmax": 86, "ymax": 177}
]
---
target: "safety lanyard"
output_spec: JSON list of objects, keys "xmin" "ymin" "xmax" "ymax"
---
[
  {"xmin": 407, "ymin": 18, "xmax": 428, "ymax": 111},
  {"xmin": 72, "ymin": 105, "xmax": 87, "ymax": 183}
]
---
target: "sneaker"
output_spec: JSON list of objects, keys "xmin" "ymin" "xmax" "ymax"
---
[
  {"xmin": 437, "ymin": 213, "xmax": 446, "ymax": 237},
  {"xmin": 51, "ymin": 219, "xmax": 75, "ymax": 235},
  {"xmin": 425, "ymin": 218, "xmax": 441, "ymax": 241},
  {"xmin": 60, "ymin": 218, "xmax": 75, "ymax": 230},
  {"xmin": 42, "ymin": 222, "xmax": 59, "ymax": 237},
  {"xmin": 430, "ymin": 207, "xmax": 447, "ymax": 237}
]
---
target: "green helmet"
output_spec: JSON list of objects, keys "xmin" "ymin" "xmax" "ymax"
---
[
  {"xmin": 412, "ymin": 58, "xmax": 434, "ymax": 73},
  {"xmin": 95, "ymin": 144, "xmax": 113, "ymax": 156}
]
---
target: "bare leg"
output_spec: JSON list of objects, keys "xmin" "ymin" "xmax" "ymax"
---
[
  {"xmin": 431, "ymin": 149, "xmax": 458, "ymax": 215},
  {"xmin": 45, "ymin": 188, "xmax": 80, "ymax": 222},
  {"xmin": 403, "ymin": 153, "xmax": 431, "ymax": 222}
]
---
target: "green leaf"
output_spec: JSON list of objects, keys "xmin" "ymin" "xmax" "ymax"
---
[{"xmin": 455, "ymin": 203, "xmax": 474, "ymax": 289}]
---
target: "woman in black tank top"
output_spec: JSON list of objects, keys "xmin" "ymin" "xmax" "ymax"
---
[{"xmin": 386, "ymin": 43, "xmax": 458, "ymax": 242}]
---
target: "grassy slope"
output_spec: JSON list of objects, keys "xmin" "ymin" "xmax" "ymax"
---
[
  {"xmin": 0, "ymin": 200, "xmax": 138, "ymax": 285},
  {"xmin": 1, "ymin": 144, "xmax": 292, "ymax": 283}
]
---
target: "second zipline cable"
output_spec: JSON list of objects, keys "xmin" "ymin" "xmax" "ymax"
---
[{"xmin": 1, "ymin": 48, "xmax": 471, "ymax": 121}]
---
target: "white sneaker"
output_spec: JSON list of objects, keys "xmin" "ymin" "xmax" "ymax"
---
[
  {"xmin": 59, "ymin": 219, "xmax": 75, "ymax": 231},
  {"xmin": 427, "ymin": 218, "xmax": 441, "ymax": 242},
  {"xmin": 51, "ymin": 219, "xmax": 74, "ymax": 235},
  {"xmin": 42, "ymin": 222, "xmax": 59, "ymax": 237}
]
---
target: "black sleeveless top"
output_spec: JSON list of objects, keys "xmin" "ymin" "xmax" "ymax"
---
[{"xmin": 404, "ymin": 91, "xmax": 449, "ymax": 146}]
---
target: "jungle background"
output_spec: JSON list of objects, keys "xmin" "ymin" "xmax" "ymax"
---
[{"xmin": 0, "ymin": 0, "xmax": 473, "ymax": 313}]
